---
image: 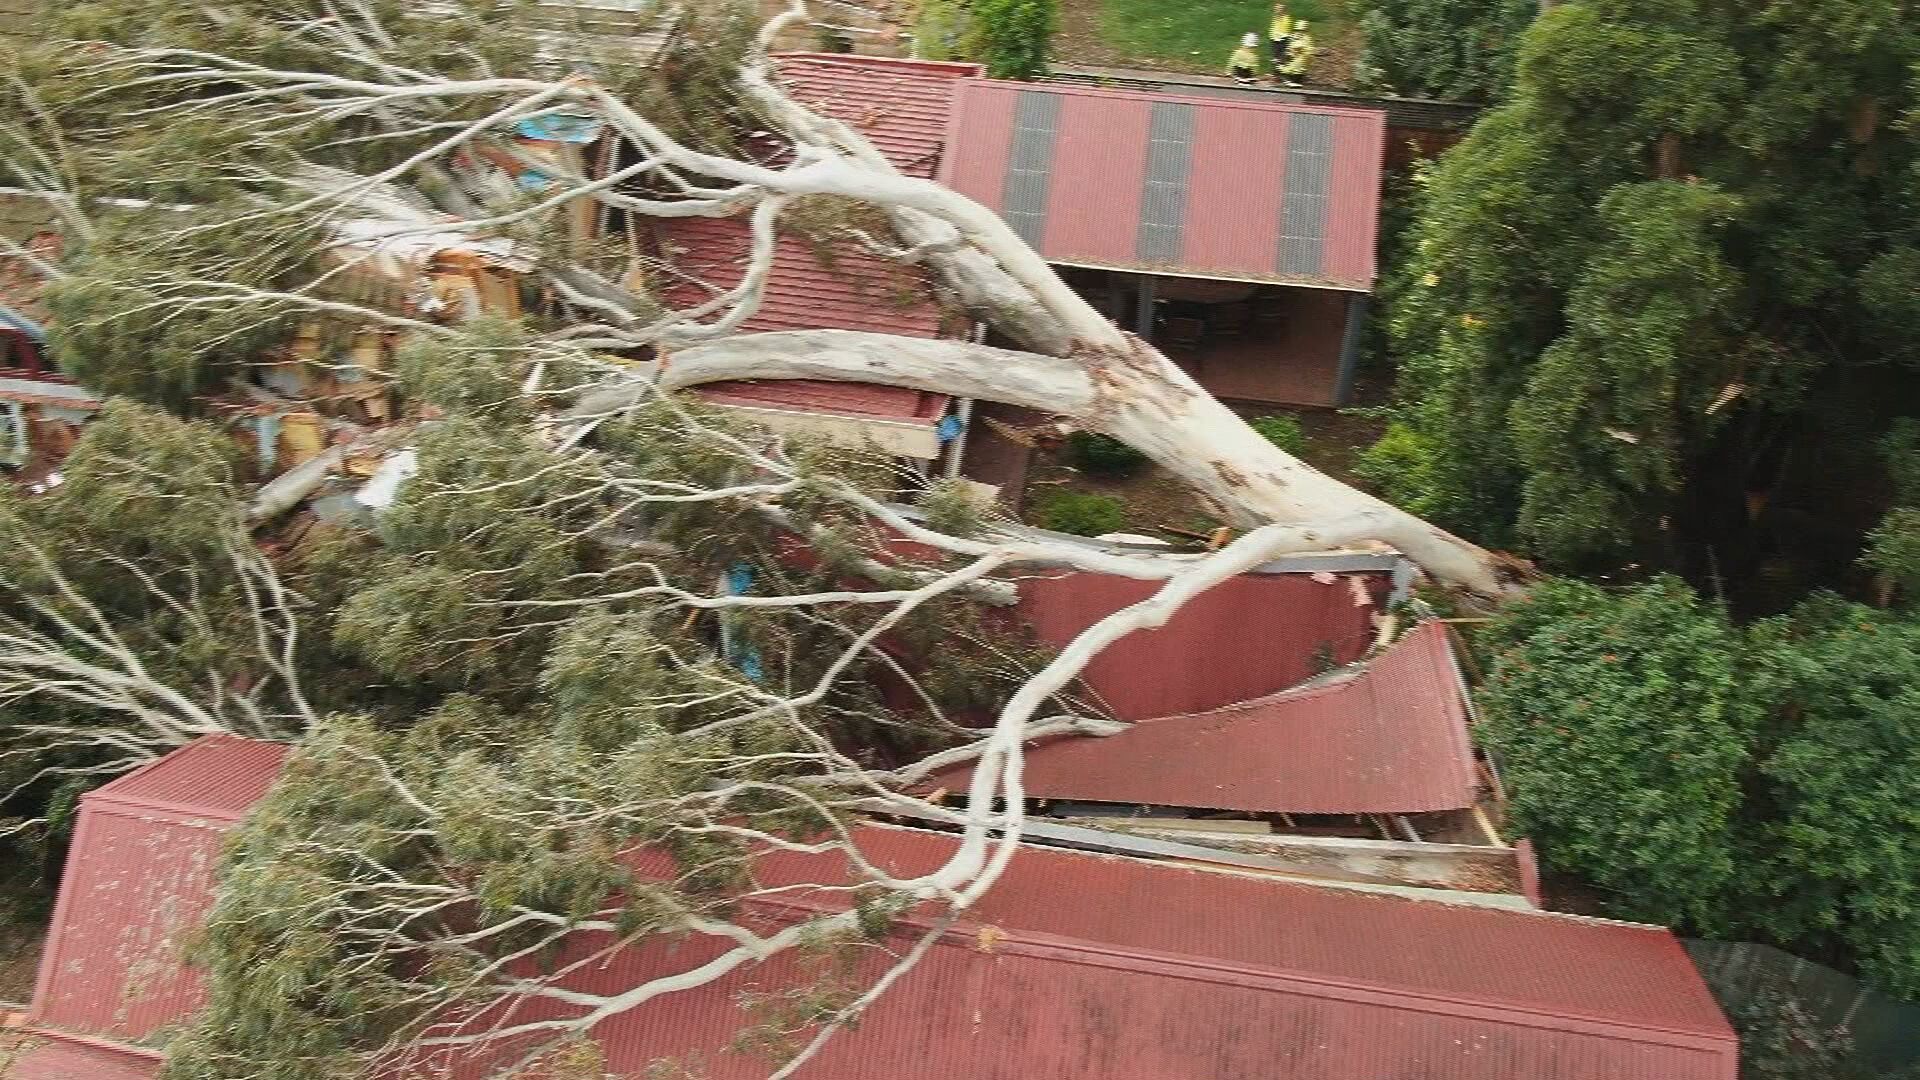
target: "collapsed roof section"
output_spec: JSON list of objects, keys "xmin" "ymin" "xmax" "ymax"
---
[{"xmin": 928, "ymin": 620, "xmax": 1480, "ymax": 816}]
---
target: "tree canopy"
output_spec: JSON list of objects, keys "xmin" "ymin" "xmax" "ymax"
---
[
  {"xmin": 1353, "ymin": 0, "xmax": 1537, "ymax": 101},
  {"xmin": 1481, "ymin": 577, "xmax": 1920, "ymax": 996},
  {"xmin": 1368, "ymin": 0, "xmax": 1920, "ymax": 593}
]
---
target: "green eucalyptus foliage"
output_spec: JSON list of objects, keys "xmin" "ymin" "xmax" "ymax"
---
[
  {"xmin": 162, "ymin": 328, "xmax": 1078, "ymax": 1073},
  {"xmin": 43, "ymin": 210, "xmax": 323, "ymax": 408},
  {"xmin": 0, "ymin": 402, "xmax": 319, "ymax": 878},
  {"xmin": 162, "ymin": 685, "xmax": 810, "ymax": 1080},
  {"xmin": 1479, "ymin": 577, "xmax": 1756, "ymax": 928},
  {"xmin": 1372, "ymin": 0, "xmax": 1920, "ymax": 575},
  {"xmin": 1352, "ymin": 0, "xmax": 1537, "ymax": 101}
]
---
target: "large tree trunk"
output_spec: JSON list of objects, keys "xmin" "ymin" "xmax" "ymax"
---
[{"xmin": 577, "ymin": 330, "xmax": 1515, "ymax": 598}]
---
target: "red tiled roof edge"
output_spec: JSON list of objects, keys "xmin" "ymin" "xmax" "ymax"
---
[
  {"xmin": 772, "ymin": 52, "xmax": 984, "ymax": 79},
  {"xmin": 8, "ymin": 1026, "xmax": 165, "ymax": 1063}
]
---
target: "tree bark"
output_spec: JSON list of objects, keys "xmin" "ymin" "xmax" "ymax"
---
[{"xmin": 575, "ymin": 330, "xmax": 1516, "ymax": 598}]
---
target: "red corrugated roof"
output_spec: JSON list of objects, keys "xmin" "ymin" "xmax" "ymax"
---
[
  {"xmin": 28, "ymin": 737, "xmax": 288, "ymax": 1040},
  {"xmin": 929, "ymin": 620, "xmax": 1479, "ymax": 814},
  {"xmin": 30, "ymin": 739, "xmax": 1737, "ymax": 1080},
  {"xmin": 697, "ymin": 378, "xmax": 947, "ymax": 422},
  {"xmin": 940, "ymin": 80, "xmax": 1386, "ymax": 290},
  {"xmin": 654, "ymin": 214, "xmax": 944, "ymax": 339},
  {"xmin": 84, "ymin": 734, "xmax": 290, "ymax": 823},
  {"xmin": 773, "ymin": 54, "xmax": 980, "ymax": 179},
  {"xmin": 653, "ymin": 211, "xmax": 950, "ymax": 424},
  {"xmin": 1, "ymin": 1030, "xmax": 161, "ymax": 1080},
  {"xmin": 1017, "ymin": 568, "xmax": 1389, "ymax": 721},
  {"xmin": 431, "ymin": 825, "xmax": 1737, "ymax": 1080}
]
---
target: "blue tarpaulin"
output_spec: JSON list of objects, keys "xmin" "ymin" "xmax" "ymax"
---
[
  {"xmin": 513, "ymin": 114, "xmax": 606, "ymax": 144},
  {"xmin": 725, "ymin": 562, "xmax": 755, "ymax": 596},
  {"xmin": 254, "ymin": 413, "xmax": 281, "ymax": 471},
  {"xmin": 720, "ymin": 562, "xmax": 764, "ymax": 682}
]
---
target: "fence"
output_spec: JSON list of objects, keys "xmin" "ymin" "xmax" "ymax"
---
[{"xmin": 1685, "ymin": 939, "xmax": 1920, "ymax": 1074}]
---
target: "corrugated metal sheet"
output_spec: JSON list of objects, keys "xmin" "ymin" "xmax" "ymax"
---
[
  {"xmin": 29, "ymin": 736, "xmax": 287, "ymax": 1039},
  {"xmin": 29, "ymin": 810, "xmax": 227, "ymax": 1038},
  {"xmin": 942, "ymin": 80, "xmax": 1385, "ymax": 291},
  {"xmin": 651, "ymin": 214, "xmax": 949, "ymax": 425},
  {"xmin": 932, "ymin": 621, "xmax": 1478, "ymax": 814},
  {"xmin": 29, "ymin": 735, "xmax": 1737, "ymax": 1080},
  {"xmin": 773, "ymin": 54, "xmax": 981, "ymax": 179},
  {"xmin": 1017, "ymin": 569, "xmax": 1389, "ymax": 721},
  {"xmin": 1001, "ymin": 90, "xmax": 1064, "ymax": 247},
  {"xmin": 2, "ymin": 1031, "xmax": 161, "ymax": 1080},
  {"xmin": 1278, "ymin": 112, "xmax": 1333, "ymax": 277},
  {"xmin": 84, "ymin": 734, "xmax": 290, "ymax": 823},
  {"xmin": 429, "ymin": 825, "xmax": 1739, "ymax": 1080}
]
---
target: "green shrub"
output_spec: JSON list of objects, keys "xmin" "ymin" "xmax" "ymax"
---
[
  {"xmin": 1062, "ymin": 432, "xmax": 1149, "ymax": 477},
  {"xmin": 913, "ymin": 0, "xmax": 970, "ymax": 61},
  {"xmin": 966, "ymin": 0, "xmax": 1056, "ymax": 80},
  {"xmin": 1248, "ymin": 415, "xmax": 1308, "ymax": 457},
  {"xmin": 1038, "ymin": 492, "xmax": 1125, "ymax": 536}
]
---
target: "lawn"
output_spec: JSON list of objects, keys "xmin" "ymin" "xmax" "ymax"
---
[{"xmin": 1056, "ymin": 0, "xmax": 1359, "ymax": 79}]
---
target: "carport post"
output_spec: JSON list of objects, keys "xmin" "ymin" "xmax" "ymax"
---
[
  {"xmin": 1334, "ymin": 293, "xmax": 1370, "ymax": 407},
  {"xmin": 1134, "ymin": 274, "xmax": 1157, "ymax": 341}
]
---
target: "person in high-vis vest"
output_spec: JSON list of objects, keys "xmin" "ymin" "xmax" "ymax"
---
[
  {"xmin": 1228, "ymin": 32, "xmax": 1261, "ymax": 85},
  {"xmin": 1268, "ymin": 3, "xmax": 1293, "ymax": 74},
  {"xmin": 1280, "ymin": 21, "xmax": 1315, "ymax": 87}
]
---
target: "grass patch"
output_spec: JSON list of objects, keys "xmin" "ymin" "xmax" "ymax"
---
[{"xmin": 1092, "ymin": 0, "xmax": 1343, "ymax": 71}]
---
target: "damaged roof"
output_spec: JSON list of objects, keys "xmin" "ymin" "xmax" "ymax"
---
[
  {"xmin": 400, "ymin": 824, "xmax": 1744, "ymax": 1080},
  {"xmin": 652, "ymin": 213, "xmax": 950, "ymax": 429},
  {"xmin": 774, "ymin": 53, "xmax": 982, "ymax": 179},
  {"xmin": 1017, "ymin": 567, "xmax": 1391, "ymax": 721},
  {"xmin": 30, "ymin": 740, "xmax": 1738, "ymax": 1080},
  {"xmin": 929, "ymin": 620, "xmax": 1481, "ymax": 815}
]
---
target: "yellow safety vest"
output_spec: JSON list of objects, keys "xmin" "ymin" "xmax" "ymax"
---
[
  {"xmin": 1230, "ymin": 45, "xmax": 1260, "ymax": 71},
  {"xmin": 1271, "ymin": 14, "xmax": 1292, "ymax": 40},
  {"xmin": 1283, "ymin": 35, "xmax": 1314, "ymax": 73}
]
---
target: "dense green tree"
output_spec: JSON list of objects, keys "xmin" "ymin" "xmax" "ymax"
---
[
  {"xmin": 1352, "ymin": 0, "xmax": 1537, "ymax": 101},
  {"xmin": 1369, "ymin": 0, "xmax": 1920, "ymax": 586},
  {"xmin": 1478, "ymin": 577, "xmax": 1756, "ymax": 928},
  {"xmin": 1483, "ymin": 574, "xmax": 1920, "ymax": 994},
  {"xmin": 1863, "ymin": 420, "xmax": 1920, "ymax": 602},
  {"xmin": 1745, "ymin": 596, "xmax": 1920, "ymax": 996}
]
